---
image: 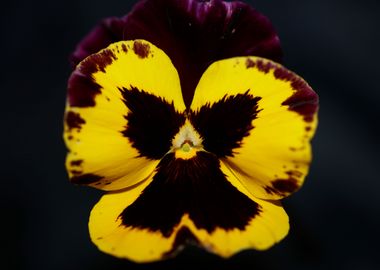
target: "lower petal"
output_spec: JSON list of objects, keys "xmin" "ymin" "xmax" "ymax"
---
[{"xmin": 89, "ymin": 152, "xmax": 289, "ymax": 262}]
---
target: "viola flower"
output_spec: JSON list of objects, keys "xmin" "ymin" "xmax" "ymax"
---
[{"xmin": 65, "ymin": 0, "xmax": 318, "ymax": 263}]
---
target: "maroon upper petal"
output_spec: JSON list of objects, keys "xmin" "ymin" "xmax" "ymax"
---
[{"xmin": 70, "ymin": 0, "xmax": 282, "ymax": 107}]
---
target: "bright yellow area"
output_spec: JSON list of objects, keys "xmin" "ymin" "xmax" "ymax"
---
[
  {"xmin": 65, "ymin": 40, "xmax": 186, "ymax": 191},
  {"xmin": 191, "ymin": 57, "xmax": 317, "ymax": 200},
  {"xmin": 174, "ymin": 146, "xmax": 199, "ymax": 160}
]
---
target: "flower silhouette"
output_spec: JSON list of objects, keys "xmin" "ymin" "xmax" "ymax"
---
[{"xmin": 65, "ymin": 0, "xmax": 318, "ymax": 262}]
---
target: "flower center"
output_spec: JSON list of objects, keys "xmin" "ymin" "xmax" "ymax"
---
[{"xmin": 171, "ymin": 120, "xmax": 203, "ymax": 159}]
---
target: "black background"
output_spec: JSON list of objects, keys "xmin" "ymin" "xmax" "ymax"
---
[{"xmin": 1, "ymin": 0, "xmax": 379, "ymax": 269}]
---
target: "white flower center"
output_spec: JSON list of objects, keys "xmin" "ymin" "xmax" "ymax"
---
[{"xmin": 171, "ymin": 120, "xmax": 203, "ymax": 159}]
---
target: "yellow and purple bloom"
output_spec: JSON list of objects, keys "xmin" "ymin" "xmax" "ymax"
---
[{"xmin": 64, "ymin": 0, "xmax": 318, "ymax": 262}]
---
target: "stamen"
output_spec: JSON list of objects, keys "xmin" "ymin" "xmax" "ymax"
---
[
  {"xmin": 182, "ymin": 143, "xmax": 191, "ymax": 152},
  {"xmin": 171, "ymin": 120, "xmax": 203, "ymax": 159}
]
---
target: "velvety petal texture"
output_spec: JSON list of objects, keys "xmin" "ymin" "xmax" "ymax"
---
[{"xmin": 71, "ymin": 0, "xmax": 282, "ymax": 107}]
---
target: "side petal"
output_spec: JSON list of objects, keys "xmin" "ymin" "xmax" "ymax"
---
[
  {"xmin": 190, "ymin": 57, "xmax": 318, "ymax": 199},
  {"xmin": 65, "ymin": 40, "xmax": 186, "ymax": 190},
  {"xmin": 71, "ymin": 0, "xmax": 282, "ymax": 107}
]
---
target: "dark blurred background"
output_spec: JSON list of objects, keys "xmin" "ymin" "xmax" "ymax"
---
[{"xmin": 1, "ymin": 0, "xmax": 379, "ymax": 269}]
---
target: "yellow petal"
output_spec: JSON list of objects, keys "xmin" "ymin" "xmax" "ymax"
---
[
  {"xmin": 64, "ymin": 40, "xmax": 186, "ymax": 190},
  {"xmin": 190, "ymin": 57, "xmax": 318, "ymax": 199},
  {"xmin": 89, "ymin": 152, "xmax": 289, "ymax": 262}
]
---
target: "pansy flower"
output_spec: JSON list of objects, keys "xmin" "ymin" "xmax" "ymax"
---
[{"xmin": 64, "ymin": 0, "xmax": 318, "ymax": 263}]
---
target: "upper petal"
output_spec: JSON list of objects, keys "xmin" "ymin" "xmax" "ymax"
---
[
  {"xmin": 70, "ymin": 0, "xmax": 282, "ymax": 107},
  {"xmin": 190, "ymin": 56, "xmax": 318, "ymax": 200},
  {"xmin": 65, "ymin": 40, "xmax": 186, "ymax": 191}
]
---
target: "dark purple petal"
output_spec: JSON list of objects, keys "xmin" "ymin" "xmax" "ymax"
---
[
  {"xmin": 70, "ymin": 0, "xmax": 282, "ymax": 107},
  {"xmin": 70, "ymin": 17, "xmax": 127, "ymax": 67}
]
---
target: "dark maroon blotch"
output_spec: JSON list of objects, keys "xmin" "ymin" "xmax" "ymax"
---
[
  {"xmin": 190, "ymin": 91, "xmax": 262, "ymax": 157},
  {"xmin": 245, "ymin": 58, "xmax": 255, "ymax": 68},
  {"xmin": 265, "ymin": 178, "xmax": 299, "ymax": 196},
  {"xmin": 264, "ymin": 170, "xmax": 302, "ymax": 196},
  {"xmin": 121, "ymin": 86, "xmax": 186, "ymax": 159},
  {"xmin": 272, "ymin": 65, "xmax": 318, "ymax": 121},
  {"xmin": 133, "ymin": 41, "xmax": 150, "ymax": 58},
  {"xmin": 70, "ymin": 160, "xmax": 83, "ymax": 166},
  {"xmin": 70, "ymin": 170, "xmax": 82, "ymax": 175},
  {"xmin": 272, "ymin": 178, "xmax": 299, "ymax": 193},
  {"xmin": 303, "ymin": 116, "xmax": 314, "ymax": 122},
  {"xmin": 80, "ymin": 49, "xmax": 117, "ymax": 74},
  {"xmin": 67, "ymin": 71, "xmax": 101, "ymax": 107},
  {"xmin": 121, "ymin": 43, "xmax": 128, "ymax": 52},
  {"xmin": 256, "ymin": 60, "xmax": 274, "ymax": 73},
  {"xmin": 286, "ymin": 170, "xmax": 303, "ymax": 178},
  {"xmin": 66, "ymin": 111, "xmax": 86, "ymax": 131},
  {"xmin": 68, "ymin": 49, "xmax": 117, "ymax": 108},
  {"xmin": 71, "ymin": 173, "xmax": 103, "ymax": 185}
]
